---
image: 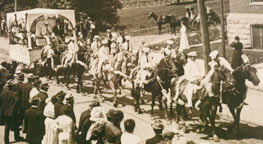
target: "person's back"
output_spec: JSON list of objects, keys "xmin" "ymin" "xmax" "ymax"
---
[
  {"xmin": 24, "ymin": 98, "xmax": 45, "ymax": 144},
  {"xmin": 121, "ymin": 119, "xmax": 143, "ymax": 144},
  {"xmin": 104, "ymin": 122, "xmax": 122, "ymax": 143},
  {"xmin": 0, "ymin": 86, "xmax": 18, "ymax": 117}
]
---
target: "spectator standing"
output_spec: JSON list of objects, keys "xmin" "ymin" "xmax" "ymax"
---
[
  {"xmin": 24, "ymin": 97, "xmax": 45, "ymax": 144},
  {"xmin": 146, "ymin": 119, "xmax": 164, "ymax": 144},
  {"xmin": 35, "ymin": 82, "xmax": 49, "ymax": 112},
  {"xmin": 231, "ymin": 36, "xmax": 243, "ymax": 69},
  {"xmin": 0, "ymin": 80, "xmax": 23, "ymax": 143},
  {"xmin": 179, "ymin": 21, "xmax": 190, "ymax": 52},
  {"xmin": 54, "ymin": 91, "xmax": 66, "ymax": 118},
  {"xmin": 121, "ymin": 119, "xmax": 144, "ymax": 144}
]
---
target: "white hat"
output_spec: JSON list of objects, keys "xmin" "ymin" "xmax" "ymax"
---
[
  {"xmin": 241, "ymin": 54, "xmax": 250, "ymax": 64},
  {"xmin": 143, "ymin": 47, "xmax": 150, "ymax": 53},
  {"xmin": 106, "ymin": 29, "xmax": 111, "ymax": 32},
  {"xmin": 209, "ymin": 50, "xmax": 219, "ymax": 60},
  {"xmin": 187, "ymin": 51, "xmax": 197, "ymax": 57},
  {"xmin": 164, "ymin": 48, "xmax": 171, "ymax": 55},
  {"xmin": 166, "ymin": 40, "xmax": 174, "ymax": 45},
  {"xmin": 101, "ymin": 39, "xmax": 108, "ymax": 44},
  {"xmin": 125, "ymin": 35, "xmax": 131, "ymax": 41},
  {"xmin": 94, "ymin": 35, "xmax": 100, "ymax": 39}
]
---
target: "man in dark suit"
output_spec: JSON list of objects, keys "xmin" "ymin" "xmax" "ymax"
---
[
  {"xmin": 35, "ymin": 82, "xmax": 49, "ymax": 113},
  {"xmin": 53, "ymin": 21, "xmax": 64, "ymax": 37},
  {"xmin": 146, "ymin": 119, "xmax": 164, "ymax": 144},
  {"xmin": 76, "ymin": 100, "xmax": 100, "ymax": 144},
  {"xmin": 24, "ymin": 97, "xmax": 45, "ymax": 144},
  {"xmin": 54, "ymin": 91, "xmax": 66, "ymax": 118},
  {"xmin": 0, "ymin": 80, "xmax": 23, "ymax": 143}
]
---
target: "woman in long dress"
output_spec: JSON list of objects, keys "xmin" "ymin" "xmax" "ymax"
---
[
  {"xmin": 179, "ymin": 21, "xmax": 190, "ymax": 52},
  {"xmin": 231, "ymin": 36, "xmax": 243, "ymax": 69},
  {"xmin": 55, "ymin": 105, "xmax": 75, "ymax": 144},
  {"xmin": 42, "ymin": 96, "xmax": 59, "ymax": 144}
]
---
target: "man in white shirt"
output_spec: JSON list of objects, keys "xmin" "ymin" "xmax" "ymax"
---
[
  {"xmin": 97, "ymin": 39, "xmax": 110, "ymax": 77},
  {"xmin": 121, "ymin": 119, "xmax": 143, "ymax": 144},
  {"xmin": 174, "ymin": 51, "xmax": 204, "ymax": 109}
]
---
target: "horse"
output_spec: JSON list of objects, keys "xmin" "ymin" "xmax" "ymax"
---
[
  {"xmin": 131, "ymin": 55, "xmax": 178, "ymax": 118},
  {"xmin": 148, "ymin": 12, "xmax": 181, "ymax": 34},
  {"xmin": 222, "ymin": 64, "xmax": 259, "ymax": 136}
]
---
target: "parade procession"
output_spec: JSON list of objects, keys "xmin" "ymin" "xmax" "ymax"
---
[{"xmin": 0, "ymin": 0, "xmax": 263, "ymax": 144}]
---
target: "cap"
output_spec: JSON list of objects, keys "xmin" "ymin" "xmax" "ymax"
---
[
  {"xmin": 151, "ymin": 119, "xmax": 164, "ymax": 130},
  {"xmin": 187, "ymin": 51, "xmax": 197, "ymax": 57},
  {"xmin": 166, "ymin": 40, "xmax": 174, "ymax": 45},
  {"xmin": 209, "ymin": 50, "xmax": 219, "ymax": 60}
]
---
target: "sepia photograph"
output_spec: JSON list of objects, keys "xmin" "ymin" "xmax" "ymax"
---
[{"xmin": 0, "ymin": 0, "xmax": 262, "ymax": 143}]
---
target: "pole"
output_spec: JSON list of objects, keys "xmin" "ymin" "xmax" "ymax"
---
[
  {"xmin": 14, "ymin": 0, "xmax": 17, "ymax": 11},
  {"xmin": 220, "ymin": 0, "xmax": 226, "ymax": 58},
  {"xmin": 197, "ymin": 0, "xmax": 211, "ymax": 74}
]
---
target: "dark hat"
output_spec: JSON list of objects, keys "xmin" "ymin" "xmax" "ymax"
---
[
  {"xmin": 89, "ymin": 100, "xmax": 100, "ymax": 109},
  {"xmin": 1, "ymin": 61, "xmax": 7, "ymax": 67},
  {"xmin": 33, "ymin": 79, "xmax": 41, "ymax": 86},
  {"xmin": 17, "ymin": 73, "xmax": 24, "ymax": 81},
  {"xmin": 56, "ymin": 91, "xmax": 66, "ymax": 100},
  {"xmin": 40, "ymin": 83, "xmax": 49, "ymax": 92},
  {"xmin": 151, "ymin": 119, "xmax": 164, "ymax": 130},
  {"xmin": 106, "ymin": 109, "xmax": 124, "ymax": 122}
]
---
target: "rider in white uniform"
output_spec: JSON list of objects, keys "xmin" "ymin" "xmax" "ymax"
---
[
  {"xmin": 97, "ymin": 39, "xmax": 110, "ymax": 77},
  {"xmin": 174, "ymin": 51, "xmax": 204, "ymax": 108},
  {"xmin": 135, "ymin": 47, "xmax": 154, "ymax": 88}
]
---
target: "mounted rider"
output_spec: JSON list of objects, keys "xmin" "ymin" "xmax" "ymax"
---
[
  {"xmin": 115, "ymin": 35, "xmax": 133, "ymax": 75},
  {"xmin": 174, "ymin": 51, "xmax": 205, "ymax": 109},
  {"xmin": 135, "ymin": 45, "xmax": 154, "ymax": 88},
  {"xmin": 89, "ymin": 35, "xmax": 101, "ymax": 76},
  {"xmin": 97, "ymin": 39, "xmax": 110, "ymax": 77},
  {"xmin": 62, "ymin": 36, "xmax": 78, "ymax": 67}
]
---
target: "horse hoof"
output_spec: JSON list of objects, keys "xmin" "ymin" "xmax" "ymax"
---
[
  {"xmin": 138, "ymin": 109, "xmax": 143, "ymax": 114},
  {"xmin": 113, "ymin": 103, "xmax": 118, "ymax": 107},
  {"xmin": 213, "ymin": 134, "xmax": 220, "ymax": 142}
]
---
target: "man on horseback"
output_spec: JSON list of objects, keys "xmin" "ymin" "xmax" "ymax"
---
[
  {"xmin": 135, "ymin": 46, "xmax": 154, "ymax": 88},
  {"xmin": 62, "ymin": 37, "xmax": 78, "ymax": 68},
  {"xmin": 97, "ymin": 39, "xmax": 110, "ymax": 78},
  {"xmin": 41, "ymin": 36, "xmax": 55, "ymax": 80},
  {"xmin": 174, "ymin": 51, "xmax": 204, "ymax": 109}
]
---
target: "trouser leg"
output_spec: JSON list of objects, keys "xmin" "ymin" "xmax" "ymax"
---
[{"xmin": 4, "ymin": 117, "xmax": 11, "ymax": 143}]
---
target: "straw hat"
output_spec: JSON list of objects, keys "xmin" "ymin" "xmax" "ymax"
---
[{"xmin": 90, "ymin": 107, "xmax": 106, "ymax": 122}]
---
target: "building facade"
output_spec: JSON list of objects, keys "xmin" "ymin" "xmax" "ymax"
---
[{"xmin": 227, "ymin": 0, "xmax": 263, "ymax": 48}]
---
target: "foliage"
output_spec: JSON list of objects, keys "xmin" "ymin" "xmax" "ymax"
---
[
  {"xmin": 73, "ymin": 0, "xmax": 123, "ymax": 30},
  {"xmin": 0, "ymin": 0, "xmax": 123, "ymax": 31}
]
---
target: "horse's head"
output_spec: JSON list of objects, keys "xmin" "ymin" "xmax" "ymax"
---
[
  {"xmin": 148, "ymin": 12, "xmax": 154, "ymax": 19},
  {"xmin": 163, "ymin": 55, "xmax": 178, "ymax": 75},
  {"xmin": 241, "ymin": 64, "xmax": 260, "ymax": 86}
]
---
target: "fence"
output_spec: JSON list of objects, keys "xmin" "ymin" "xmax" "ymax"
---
[{"xmin": 120, "ymin": 0, "xmax": 195, "ymax": 8}]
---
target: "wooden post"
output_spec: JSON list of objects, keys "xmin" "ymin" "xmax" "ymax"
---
[
  {"xmin": 220, "ymin": 0, "xmax": 226, "ymax": 58},
  {"xmin": 14, "ymin": 0, "xmax": 17, "ymax": 11},
  {"xmin": 197, "ymin": 0, "xmax": 211, "ymax": 74}
]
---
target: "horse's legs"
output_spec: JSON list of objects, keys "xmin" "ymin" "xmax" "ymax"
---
[
  {"xmin": 235, "ymin": 107, "xmax": 243, "ymax": 135},
  {"xmin": 209, "ymin": 104, "xmax": 220, "ymax": 142},
  {"xmin": 151, "ymin": 93, "xmax": 156, "ymax": 115},
  {"xmin": 228, "ymin": 107, "xmax": 236, "ymax": 132},
  {"xmin": 158, "ymin": 24, "xmax": 162, "ymax": 34},
  {"xmin": 158, "ymin": 95, "xmax": 164, "ymax": 110}
]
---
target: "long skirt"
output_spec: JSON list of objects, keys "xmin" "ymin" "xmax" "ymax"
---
[
  {"xmin": 42, "ymin": 117, "xmax": 58, "ymax": 144},
  {"xmin": 179, "ymin": 32, "xmax": 190, "ymax": 52},
  {"xmin": 231, "ymin": 50, "xmax": 242, "ymax": 69}
]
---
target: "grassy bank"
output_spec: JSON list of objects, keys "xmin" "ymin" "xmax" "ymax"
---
[{"xmin": 118, "ymin": 0, "xmax": 230, "ymax": 35}]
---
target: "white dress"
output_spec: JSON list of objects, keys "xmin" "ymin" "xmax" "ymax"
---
[
  {"xmin": 55, "ymin": 115, "xmax": 74, "ymax": 144},
  {"xmin": 179, "ymin": 25, "xmax": 190, "ymax": 52}
]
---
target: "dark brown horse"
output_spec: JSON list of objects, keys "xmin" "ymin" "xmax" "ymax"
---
[
  {"xmin": 222, "ymin": 64, "xmax": 259, "ymax": 136},
  {"xmin": 148, "ymin": 12, "xmax": 181, "ymax": 34},
  {"xmin": 131, "ymin": 55, "xmax": 179, "ymax": 117}
]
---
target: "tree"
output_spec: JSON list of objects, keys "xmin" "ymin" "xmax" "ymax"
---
[{"xmin": 74, "ymin": 0, "xmax": 123, "ymax": 30}]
